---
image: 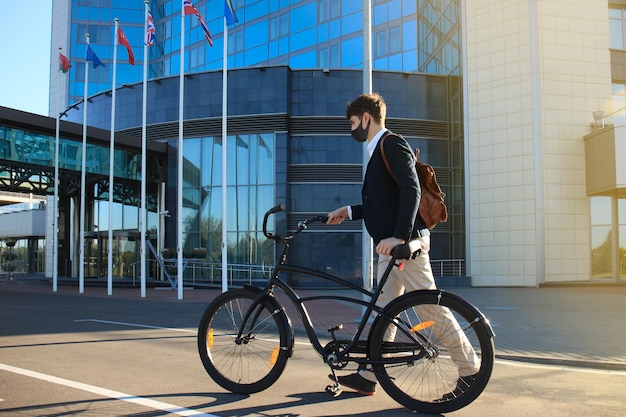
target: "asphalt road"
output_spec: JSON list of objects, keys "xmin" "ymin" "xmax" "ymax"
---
[{"xmin": 1, "ymin": 288, "xmax": 625, "ymax": 416}]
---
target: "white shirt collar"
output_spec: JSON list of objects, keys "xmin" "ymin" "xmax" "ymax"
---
[{"xmin": 367, "ymin": 128, "xmax": 388, "ymax": 157}]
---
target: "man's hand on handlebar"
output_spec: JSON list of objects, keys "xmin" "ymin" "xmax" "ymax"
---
[
  {"xmin": 327, "ymin": 206, "xmax": 349, "ymax": 225},
  {"xmin": 376, "ymin": 237, "xmax": 406, "ymax": 257}
]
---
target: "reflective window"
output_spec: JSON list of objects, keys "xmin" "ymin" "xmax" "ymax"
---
[
  {"xmin": 591, "ymin": 196, "xmax": 613, "ymax": 278},
  {"xmin": 290, "ymin": 2, "xmax": 317, "ymax": 33},
  {"xmin": 270, "ymin": 16, "xmax": 279, "ymax": 39},
  {"xmin": 0, "ymin": 237, "xmax": 46, "ymax": 276},
  {"xmin": 280, "ymin": 13, "xmax": 289, "ymax": 36},
  {"xmin": 390, "ymin": 26, "xmax": 401, "ymax": 53},
  {"xmin": 245, "ymin": 0, "xmax": 269, "ymax": 21},
  {"xmin": 319, "ymin": 0, "xmax": 329, "ymax": 22},
  {"xmin": 376, "ymin": 30, "xmax": 387, "ymax": 57},
  {"xmin": 181, "ymin": 133, "xmax": 275, "ymax": 263},
  {"xmin": 342, "ymin": 10, "xmax": 362, "ymax": 36},
  {"xmin": 290, "ymin": 136, "xmax": 361, "ymax": 164},
  {"xmin": 245, "ymin": 21, "xmax": 269, "ymax": 49},
  {"xmin": 342, "ymin": 36, "xmax": 362, "ymax": 68},
  {"xmin": 610, "ymin": 7, "xmax": 625, "ymax": 50},
  {"xmin": 611, "ymin": 82, "xmax": 626, "ymax": 125},
  {"xmin": 617, "ymin": 198, "xmax": 626, "ymax": 278},
  {"xmin": 290, "ymin": 27, "xmax": 316, "ymax": 52}
]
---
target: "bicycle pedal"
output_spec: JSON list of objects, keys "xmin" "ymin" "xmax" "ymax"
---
[{"xmin": 325, "ymin": 384, "xmax": 342, "ymax": 397}]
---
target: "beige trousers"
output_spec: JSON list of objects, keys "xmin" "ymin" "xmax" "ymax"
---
[{"xmin": 360, "ymin": 235, "xmax": 480, "ymax": 382}]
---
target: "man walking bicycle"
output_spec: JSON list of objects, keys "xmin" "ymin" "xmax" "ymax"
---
[{"xmin": 327, "ymin": 93, "xmax": 480, "ymax": 399}]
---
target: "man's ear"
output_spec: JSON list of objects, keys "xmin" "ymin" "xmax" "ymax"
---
[{"xmin": 361, "ymin": 112, "xmax": 369, "ymax": 126}]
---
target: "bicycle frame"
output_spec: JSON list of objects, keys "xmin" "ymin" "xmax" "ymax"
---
[{"xmin": 235, "ymin": 207, "xmax": 427, "ymax": 368}]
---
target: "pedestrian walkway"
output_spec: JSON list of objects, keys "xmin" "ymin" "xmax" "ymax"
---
[{"xmin": 2, "ymin": 278, "xmax": 626, "ymax": 371}]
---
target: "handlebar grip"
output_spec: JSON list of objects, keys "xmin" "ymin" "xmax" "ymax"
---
[
  {"xmin": 263, "ymin": 204, "xmax": 285, "ymax": 240},
  {"xmin": 268, "ymin": 204, "xmax": 285, "ymax": 214}
]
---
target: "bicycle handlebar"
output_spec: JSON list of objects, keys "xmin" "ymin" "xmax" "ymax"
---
[
  {"xmin": 262, "ymin": 205, "xmax": 417, "ymax": 260},
  {"xmin": 262, "ymin": 204, "xmax": 328, "ymax": 243}
]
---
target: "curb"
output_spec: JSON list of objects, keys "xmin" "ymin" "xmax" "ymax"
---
[{"xmin": 496, "ymin": 354, "xmax": 626, "ymax": 372}]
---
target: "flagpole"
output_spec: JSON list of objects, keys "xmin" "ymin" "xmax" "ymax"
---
[
  {"xmin": 177, "ymin": 1, "xmax": 186, "ymax": 300},
  {"xmin": 53, "ymin": 46, "xmax": 63, "ymax": 292},
  {"xmin": 141, "ymin": 0, "xmax": 149, "ymax": 298},
  {"xmin": 221, "ymin": 18, "xmax": 228, "ymax": 294},
  {"xmin": 361, "ymin": 0, "xmax": 373, "ymax": 310},
  {"xmin": 107, "ymin": 19, "xmax": 120, "ymax": 296},
  {"xmin": 80, "ymin": 34, "xmax": 90, "ymax": 294}
]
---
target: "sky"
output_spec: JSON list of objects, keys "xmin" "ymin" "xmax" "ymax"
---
[{"xmin": 0, "ymin": 1, "xmax": 53, "ymax": 116}]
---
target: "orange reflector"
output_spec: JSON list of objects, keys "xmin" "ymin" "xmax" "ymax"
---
[
  {"xmin": 398, "ymin": 263, "xmax": 404, "ymax": 271},
  {"xmin": 208, "ymin": 328, "xmax": 214, "ymax": 349},
  {"xmin": 411, "ymin": 321, "xmax": 434, "ymax": 332},
  {"xmin": 270, "ymin": 346, "xmax": 279, "ymax": 366}
]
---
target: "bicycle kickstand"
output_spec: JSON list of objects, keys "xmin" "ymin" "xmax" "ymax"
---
[
  {"xmin": 324, "ymin": 324, "xmax": 343, "ymax": 397},
  {"xmin": 325, "ymin": 367, "xmax": 342, "ymax": 398}
]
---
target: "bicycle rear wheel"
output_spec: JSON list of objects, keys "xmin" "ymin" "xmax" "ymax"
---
[
  {"xmin": 369, "ymin": 290, "xmax": 494, "ymax": 413},
  {"xmin": 197, "ymin": 287, "xmax": 292, "ymax": 394}
]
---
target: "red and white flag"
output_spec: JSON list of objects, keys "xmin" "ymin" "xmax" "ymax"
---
[
  {"xmin": 59, "ymin": 52, "xmax": 71, "ymax": 73},
  {"xmin": 117, "ymin": 26, "xmax": 135, "ymax": 65}
]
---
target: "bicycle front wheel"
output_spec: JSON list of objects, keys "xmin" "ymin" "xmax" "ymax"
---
[
  {"xmin": 369, "ymin": 290, "xmax": 494, "ymax": 414},
  {"xmin": 197, "ymin": 287, "xmax": 292, "ymax": 394}
]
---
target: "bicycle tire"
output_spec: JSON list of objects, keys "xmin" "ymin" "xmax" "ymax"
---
[
  {"xmin": 197, "ymin": 287, "xmax": 293, "ymax": 394},
  {"xmin": 369, "ymin": 290, "xmax": 494, "ymax": 413}
]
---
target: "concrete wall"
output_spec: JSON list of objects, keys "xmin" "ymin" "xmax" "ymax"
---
[{"xmin": 463, "ymin": 0, "xmax": 612, "ymax": 285}]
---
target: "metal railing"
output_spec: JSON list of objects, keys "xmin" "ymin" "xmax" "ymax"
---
[
  {"xmin": 58, "ymin": 258, "xmax": 466, "ymax": 289},
  {"xmin": 157, "ymin": 259, "xmax": 268, "ymax": 287},
  {"xmin": 430, "ymin": 259, "xmax": 465, "ymax": 277},
  {"xmin": 150, "ymin": 258, "xmax": 465, "ymax": 287}
]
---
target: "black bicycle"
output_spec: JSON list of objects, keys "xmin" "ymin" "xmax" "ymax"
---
[{"xmin": 198, "ymin": 205, "xmax": 495, "ymax": 413}]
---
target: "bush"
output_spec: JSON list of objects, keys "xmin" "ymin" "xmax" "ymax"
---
[
  {"xmin": 161, "ymin": 247, "xmax": 177, "ymax": 258},
  {"xmin": 190, "ymin": 247, "xmax": 208, "ymax": 259}
]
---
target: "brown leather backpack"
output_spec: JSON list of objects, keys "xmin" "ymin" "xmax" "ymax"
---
[{"xmin": 379, "ymin": 132, "xmax": 448, "ymax": 230}]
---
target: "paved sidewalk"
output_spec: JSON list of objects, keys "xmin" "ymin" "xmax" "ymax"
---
[{"xmin": 2, "ymin": 278, "xmax": 626, "ymax": 371}]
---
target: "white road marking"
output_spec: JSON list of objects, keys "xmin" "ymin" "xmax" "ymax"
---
[
  {"xmin": 75, "ymin": 319, "xmax": 196, "ymax": 333},
  {"xmin": 0, "ymin": 363, "xmax": 217, "ymax": 417},
  {"xmin": 76, "ymin": 318, "xmax": 312, "ymax": 346}
]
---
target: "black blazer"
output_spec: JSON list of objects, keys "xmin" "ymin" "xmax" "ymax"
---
[{"xmin": 351, "ymin": 131, "xmax": 425, "ymax": 243}]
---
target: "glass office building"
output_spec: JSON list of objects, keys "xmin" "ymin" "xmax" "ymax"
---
[
  {"xmin": 35, "ymin": 0, "xmax": 626, "ymax": 286},
  {"xmin": 50, "ymin": 0, "xmax": 464, "ymax": 287}
]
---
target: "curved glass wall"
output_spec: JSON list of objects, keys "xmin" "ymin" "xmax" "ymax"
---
[{"xmin": 169, "ymin": 133, "xmax": 275, "ymax": 277}]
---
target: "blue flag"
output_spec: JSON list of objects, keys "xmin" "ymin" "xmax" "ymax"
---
[
  {"xmin": 86, "ymin": 45, "xmax": 105, "ymax": 69},
  {"xmin": 224, "ymin": 0, "xmax": 238, "ymax": 26}
]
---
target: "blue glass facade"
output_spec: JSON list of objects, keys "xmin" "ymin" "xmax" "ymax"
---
[{"xmin": 63, "ymin": 0, "xmax": 460, "ymax": 105}]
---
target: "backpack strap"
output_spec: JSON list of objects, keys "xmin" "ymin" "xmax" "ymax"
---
[{"xmin": 378, "ymin": 131, "xmax": 396, "ymax": 182}]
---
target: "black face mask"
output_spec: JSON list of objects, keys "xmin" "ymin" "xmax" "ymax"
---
[{"xmin": 351, "ymin": 119, "xmax": 370, "ymax": 143}]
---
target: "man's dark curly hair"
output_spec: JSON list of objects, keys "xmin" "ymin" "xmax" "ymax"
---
[{"xmin": 345, "ymin": 93, "xmax": 386, "ymax": 125}]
